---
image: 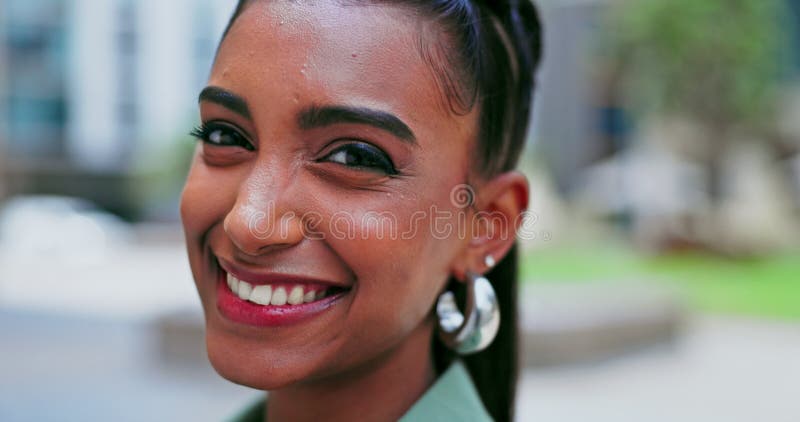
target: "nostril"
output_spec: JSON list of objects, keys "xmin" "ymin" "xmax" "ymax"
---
[{"xmin": 223, "ymin": 198, "xmax": 306, "ymax": 256}]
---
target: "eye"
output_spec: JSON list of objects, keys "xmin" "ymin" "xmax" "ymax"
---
[
  {"xmin": 319, "ymin": 142, "xmax": 398, "ymax": 175},
  {"xmin": 190, "ymin": 122, "xmax": 254, "ymax": 151}
]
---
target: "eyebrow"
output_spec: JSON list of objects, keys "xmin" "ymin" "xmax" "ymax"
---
[
  {"xmin": 298, "ymin": 105, "xmax": 417, "ymax": 144},
  {"xmin": 198, "ymin": 86, "xmax": 252, "ymax": 119},
  {"xmin": 198, "ymin": 86, "xmax": 416, "ymax": 144}
]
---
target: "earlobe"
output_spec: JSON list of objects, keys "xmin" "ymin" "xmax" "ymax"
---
[{"xmin": 450, "ymin": 171, "xmax": 528, "ymax": 281}]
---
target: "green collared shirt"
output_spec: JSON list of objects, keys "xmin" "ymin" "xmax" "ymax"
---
[{"xmin": 229, "ymin": 360, "xmax": 493, "ymax": 422}]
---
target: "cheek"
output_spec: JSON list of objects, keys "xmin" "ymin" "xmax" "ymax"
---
[
  {"xmin": 325, "ymin": 197, "xmax": 463, "ymax": 342},
  {"xmin": 179, "ymin": 159, "xmax": 238, "ymax": 241}
]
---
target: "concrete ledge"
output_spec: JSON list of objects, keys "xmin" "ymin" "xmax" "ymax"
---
[{"xmin": 520, "ymin": 282, "xmax": 685, "ymax": 367}]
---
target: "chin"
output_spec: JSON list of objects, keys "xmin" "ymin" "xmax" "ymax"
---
[{"xmin": 205, "ymin": 329, "xmax": 307, "ymax": 391}]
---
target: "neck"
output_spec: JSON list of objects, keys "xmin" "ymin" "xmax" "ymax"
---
[{"xmin": 266, "ymin": 319, "xmax": 438, "ymax": 422}]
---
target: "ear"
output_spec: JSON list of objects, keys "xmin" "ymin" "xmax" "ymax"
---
[{"xmin": 450, "ymin": 171, "xmax": 529, "ymax": 282}]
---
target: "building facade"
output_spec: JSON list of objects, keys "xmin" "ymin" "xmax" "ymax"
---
[{"xmin": 0, "ymin": 0, "xmax": 232, "ymax": 218}]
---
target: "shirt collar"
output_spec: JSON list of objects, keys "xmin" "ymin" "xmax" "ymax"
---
[{"xmin": 399, "ymin": 359, "xmax": 492, "ymax": 421}]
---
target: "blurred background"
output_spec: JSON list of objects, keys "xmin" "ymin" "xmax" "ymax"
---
[{"xmin": 1, "ymin": 0, "xmax": 798, "ymax": 421}]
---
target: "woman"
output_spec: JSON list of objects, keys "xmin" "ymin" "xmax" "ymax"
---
[{"xmin": 180, "ymin": 0, "xmax": 542, "ymax": 420}]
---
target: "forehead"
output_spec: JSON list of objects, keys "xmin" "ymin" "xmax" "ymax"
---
[{"xmin": 211, "ymin": 0, "xmax": 476, "ymax": 140}]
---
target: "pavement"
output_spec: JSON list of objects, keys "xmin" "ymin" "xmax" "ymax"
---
[{"xmin": 518, "ymin": 317, "xmax": 800, "ymax": 422}]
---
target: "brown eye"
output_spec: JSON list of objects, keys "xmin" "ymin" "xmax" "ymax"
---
[
  {"xmin": 320, "ymin": 142, "xmax": 397, "ymax": 175},
  {"xmin": 190, "ymin": 122, "xmax": 254, "ymax": 151}
]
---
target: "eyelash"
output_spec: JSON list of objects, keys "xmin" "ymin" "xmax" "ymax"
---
[
  {"xmin": 189, "ymin": 122, "xmax": 255, "ymax": 151},
  {"xmin": 190, "ymin": 123, "xmax": 397, "ymax": 175},
  {"xmin": 318, "ymin": 142, "xmax": 398, "ymax": 175}
]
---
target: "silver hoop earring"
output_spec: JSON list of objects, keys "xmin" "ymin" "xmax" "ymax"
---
[{"xmin": 436, "ymin": 270, "xmax": 500, "ymax": 355}]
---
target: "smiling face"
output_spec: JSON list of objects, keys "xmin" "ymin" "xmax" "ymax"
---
[{"xmin": 180, "ymin": 1, "xmax": 484, "ymax": 390}]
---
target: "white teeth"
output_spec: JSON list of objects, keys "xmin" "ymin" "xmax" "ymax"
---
[
  {"xmin": 237, "ymin": 281, "xmax": 252, "ymax": 300},
  {"xmin": 226, "ymin": 271, "xmax": 336, "ymax": 306},
  {"xmin": 227, "ymin": 273, "xmax": 239, "ymax": 293},
  {"xmin": 287, "ymin": 286, "xmax": 304, "ymax": 305},
  {"xmin": 271, "ymin": 287, "xmax": 288, "ymax": 306},
  {"xmin": 249, "ymin": 285, "xmax": 272, "ymax": 305}
]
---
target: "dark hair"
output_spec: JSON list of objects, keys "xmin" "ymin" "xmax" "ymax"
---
[{"xmin": 220, "ymin": 1, "xmax": 541, "ymax": 421}]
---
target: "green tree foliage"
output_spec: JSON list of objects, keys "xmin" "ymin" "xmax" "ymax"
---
[{"xmin": 604, "ymin": 0, "xmax": 787, "ymax": 130}]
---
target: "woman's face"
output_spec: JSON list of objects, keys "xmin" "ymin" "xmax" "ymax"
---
[{"xmin": 181, "ymin": 1, "xmax": 481, "ymax": 389}]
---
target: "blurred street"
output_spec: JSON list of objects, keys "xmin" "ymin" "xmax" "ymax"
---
[{"xmin": 519, "ymin": 317, "xmax": 800, "ymax": 422}]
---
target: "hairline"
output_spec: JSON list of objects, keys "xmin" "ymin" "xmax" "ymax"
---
[{"xmin": 217, "ymin": 0, "xmax": 480, "ymax": 119}]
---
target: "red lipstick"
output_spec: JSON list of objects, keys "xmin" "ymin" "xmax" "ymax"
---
[{"xmin": 214, "ymin": 258, "xmax": 350, "ymax": 327}]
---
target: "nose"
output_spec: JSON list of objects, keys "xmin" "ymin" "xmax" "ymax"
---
[{"xmin": 223, "ymin": 179, "xmax": 306, "ymax": 256}]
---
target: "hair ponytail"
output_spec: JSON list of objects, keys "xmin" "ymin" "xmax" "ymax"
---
[
  {"xmin": 428, "ymin": 2, "xmax": 540, "ymax": 420},
  {"xmin": 433, "ymin": 242, "xmax": 520, "ymax": 422}
]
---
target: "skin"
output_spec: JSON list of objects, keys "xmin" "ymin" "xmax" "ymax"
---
[{"xmin": 180, "ymin": 2, "xmax": 528, "ymax": 421}]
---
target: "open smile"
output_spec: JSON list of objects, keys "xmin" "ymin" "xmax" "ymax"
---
[{"xmin": 215, "ymin": 257, "xmax": 352, "ymax": 327}]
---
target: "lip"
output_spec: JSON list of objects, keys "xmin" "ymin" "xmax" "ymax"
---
[
  {"xmin": 214, "ymin": 257, "xmax": 350, "ymax": 327},
  {"xmin": 217, "ymin": 256, "xmax": 351, "ymax": 289}
]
